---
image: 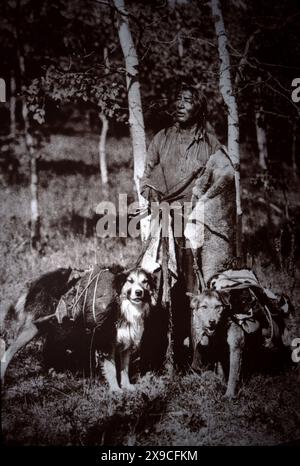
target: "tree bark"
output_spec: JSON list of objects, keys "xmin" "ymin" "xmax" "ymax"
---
[
  {"xmin": 168, "ymin": 0, "xmax": 183, "ymax": 58},
  {"xmin": 98, "ymin": 46, "xmax": 109, "ymax": 190},
  {"xmin": 0, "ymin": 78, "xmax": 5, "ymax": 103},
  {"xmin": 113, "ymin": 0, "xmax": 149, "ymax": 240},
  {"xmin": 13, "ymin": 0, "xmax": 40, "ymax": 250},
  {"xmin": 19, "ymin": 54, "xmax": 40, "ymax": 250},
  {"xmin": 99, "ymin": 111, "xmax": 109, "ymax": 187},
  {"xmin": 209, "ymin": 0, "xmax": 242, "ymax": 260},
  {"xmin": 255, "ymin": 107, "xmax": 268, "ymax": 170},
  {"xmin": 22, "ymin": 99, "xmax": 41, "ymax": 249},
  {"xmin": 10, "ymin": 73, "xmax": 16, "ymax": 138}
]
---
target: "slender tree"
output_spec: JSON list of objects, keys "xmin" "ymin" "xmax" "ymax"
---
[
  {"xmin": 14, "ymin": 0, "xmax": 41, "ymax": 250},
  {"xmin": 9, "ymin": 72, "xmax": 16, "ymax": 138},
  {"xmin": 209, "ymin": 0, "xmax": 242, "ymax": 259},
  {"xmin": 19, "ymin": 54, "xmax": 41, "ymax": 250},
  {"xmin": 254, "ymin": 77, "xmax": 268, "ymax": 170},
  {"xmin": 255, "ymin": 106, "xmax": 268, "ymax": 170},
  {"xmin": 99, "ymin": 47, "xmax": 110, "ymax": 189},
  {"xmin": 168, "ymin": 0, "xmax": 183, "ymax": 59},
  {"xmin": 99, "ymin": 113, "xmax": 109, "ymax": 186},
  {"xmin": 112, "ymin": 0, "xmax": 149, "ymax": 240}
]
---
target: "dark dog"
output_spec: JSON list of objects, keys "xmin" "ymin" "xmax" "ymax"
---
[
  {"xmin": 1, "ymin": 268, "xmax": 80, "ymax": 382},
  {"xmin": 188, "ymin": 289, "xmax": 238, "ymax": 397},
  {"xmin": 188, "ymin": 287, "xmax": 291, "ymax": 398}
]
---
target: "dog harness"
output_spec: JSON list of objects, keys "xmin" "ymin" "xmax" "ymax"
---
[{"xmin": 208, "ymin": 269, "xmax": 288, "ymax": 345}]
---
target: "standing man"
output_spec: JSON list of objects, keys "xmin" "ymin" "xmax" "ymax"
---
[{"xmin": 140, "ymin": 82, "xmax": 236, "ymax": 363}]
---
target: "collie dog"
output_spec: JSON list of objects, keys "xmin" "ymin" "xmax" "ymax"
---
[
  {"xmin": 0, "ymin": 265, "xmax": 157, "ymax": 390},
  {"xmin": 101, "ymin": 268, "xmax": 157, "ymax": 391}
]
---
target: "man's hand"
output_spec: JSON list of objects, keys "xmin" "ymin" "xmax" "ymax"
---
[
  {"xmin": 192, "ymin": 184, "xmax": 209, "ymax": 203},
  {"xmin": 192, "ymin": 184, "xmax": 203, "ymax": 200},
  {"xmin": 141, "ymin": 187, "xmax": 151, "ymax": 202},
  {"xmin": 141, "ymin": 187, "xmax": 161, "ymax": 203},
  {"xmin": 199, "ymin": 193, "xmax": 209, "ymax": 203}
]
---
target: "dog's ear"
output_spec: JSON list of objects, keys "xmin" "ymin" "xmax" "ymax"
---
[
  {"xmin": 278, "ymin": 293, "xmax": 295, "ymax": 316},
  {"xmin": 218, "ymin": 290, "xmax": 231, "ymax": 308},
  {"xmin": 186, "ymin": 292, "xmax": 200, "ymax": 309},
  {"xmin": 145, "ymin": 270, "xmax": 157, "ymax": 289},
  {"xmin": 114, "ymin": 272, "xmax": 128, "ymax": 294}
]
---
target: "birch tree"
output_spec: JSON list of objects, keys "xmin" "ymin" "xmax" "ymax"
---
[
  {"xmin": 99, "ymin": 47, "xmax": 109, "ymax": 189},
  {"xmin": 209, "ymin": 0, "xmax": 242, "ymax": 259},
  {"xmin": 112, "ymin": 0, "xmax": 149, "ymax": 240},
  {"xmin": 253, "ymin": 76, "xmax": 267, "ymax": 170},
  {"xmin": 13, "ymin": 0, "xmax": 41, "ymax": 251},
  {"xmin": 255, "ymin": 108, "xmax": 268, "ymax": 170},
  {"xmin": 168, "ymin": 0, "xmax": 183, "ymax": 59},
  {"xmin": 19, "ymin": 54, "xmax": 41, "ymax": 250},
  {"xmin": 99, "ymin": 113, "xmax": 109, "ymax": 187},
  {"xmin": 10, "ymin": 72, "xmax": 16, "ymax": 138}
]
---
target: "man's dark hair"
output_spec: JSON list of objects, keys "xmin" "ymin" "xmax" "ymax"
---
[{"xmin": 176, "ymin": 81, "xmax": 208, "ymax": 130}]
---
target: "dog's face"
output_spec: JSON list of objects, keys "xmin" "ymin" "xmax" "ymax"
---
[
  {"xmin": 188, "ymin": 290, "xmax": 229, "ymax": 345},
  {"xmin": 120, "ymin": 268, "xmax": 157, "ymax": 307}
]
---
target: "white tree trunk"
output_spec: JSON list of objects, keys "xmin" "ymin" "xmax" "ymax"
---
[
  {"xmin": 29, "ymin": 146, "xmax": 40, "ymax": 249},
  {"xmin": 10, "ymin": 73, "xmax": 16, "ymax": 138},
  {"xmin": 22, "ymin": 100, "xmax": 40, "ymax": 249},
  {"xmin": 0, "ymin": 78, "xmax": 6, "ymax": 103},
  {"xmin": 98, "ymin": 47, "xmax": 109, "ymax": 189},
  {"xmin": 99, "ymin": 111, "xmax": 109, "ymax": 186},
  {"xmin": 113, "ymin": 0, "xmax": 149, "ymax": 240},
  {"xmin": 255, "ymin": 108, "xmax": 268, "ymax": 170},
  {"xmin": 19, "ymin": 54, "xmax": 40, "ymax": 249},
  {"xmin": 209, "ymin": 0, "xmax": 242, "ymax": 258}
]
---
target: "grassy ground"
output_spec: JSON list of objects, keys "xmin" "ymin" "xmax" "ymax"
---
[
  {"xmin": 1, "ymin": 133, "xmax": 300, "ymax": 446},
  {"xmin": 2, "ymin": 353, "xmax": 300, "ymax": 446}
]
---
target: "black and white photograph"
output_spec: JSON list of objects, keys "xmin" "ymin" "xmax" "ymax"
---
[{"xmin": 1, "ymin": 0, "xmax": 300, "ymax": 449}]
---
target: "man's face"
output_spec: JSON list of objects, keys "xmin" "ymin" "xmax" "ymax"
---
[{"xmin": 175, "ymin": 90, "xmax": 197, "ymax": 126}]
